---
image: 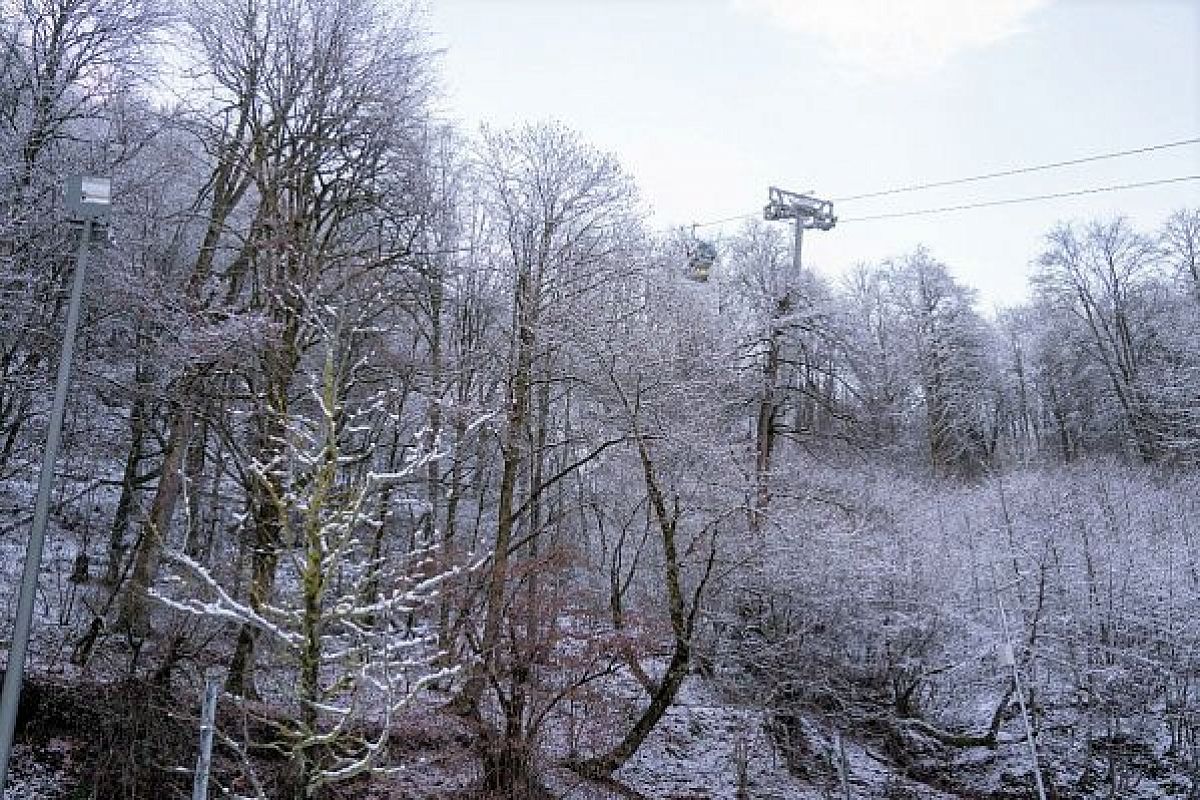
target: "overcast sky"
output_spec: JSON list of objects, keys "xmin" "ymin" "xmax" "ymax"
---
[{"xmin": 427, "ymin": 0, "xmax": 1200, "ymax": 307}]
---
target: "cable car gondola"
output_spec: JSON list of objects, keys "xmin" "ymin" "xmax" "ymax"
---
[{"xmin": 685, "ymin": 232, "xmax": 717, "ymax": 282}]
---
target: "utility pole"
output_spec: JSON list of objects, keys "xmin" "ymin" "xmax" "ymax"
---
[{"xmin": 0, "ymin": 176, "xmax": 110, "ymax": 792}]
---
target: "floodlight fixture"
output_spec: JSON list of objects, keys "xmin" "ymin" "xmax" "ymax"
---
[{"xmin": 64, "ymin": 175, "xmax": 112, "ymax": 221}]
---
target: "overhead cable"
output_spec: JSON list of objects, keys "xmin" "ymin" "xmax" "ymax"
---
[
  {"xmin": 833, "ymin": 137, "xmax": 1200, "ymax": 202},
  {"xmin": 838, "ymin": 175, "xmax": 1200, "ymax": 223},
  {"xmin": 673, "ymin": 135, "xmax": 1200, "ymax": 231}
]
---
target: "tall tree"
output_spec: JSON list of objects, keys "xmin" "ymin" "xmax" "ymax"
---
[
  {"xmin": 455, "ymin": 121, "xmax": 641, "ymax": 793},
  {"xmin": 1034, "ymin": 219, "xmax": 1167, "ymax": 462},
  {"xmin": 888, "ymin": 250, "xmax": 992, "ymax": 477}
]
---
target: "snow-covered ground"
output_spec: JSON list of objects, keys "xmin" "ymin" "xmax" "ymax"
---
[{"xmin": 3, "ymin": 739, "xmax": 79, "ymax": 800}]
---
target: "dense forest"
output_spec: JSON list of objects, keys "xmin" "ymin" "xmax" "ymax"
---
[{"xmin": 1, "ymin": 1, "xmax": 1199, "ymax": 798}]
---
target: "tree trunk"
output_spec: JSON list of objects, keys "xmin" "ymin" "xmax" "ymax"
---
[
  {"xmin": 104, "ymin": 394, "xmax": 147, "ymax": 586},
  {"xmin": 227, "ymin": 310, "xmax": 299, "ymax": 696},
  {"xmin": 459, "ymin": 267, "xmax": 536, "ymax": 711},
  {"xmin": 183, "ymin": 414, "xmax": 208, "ymax": 556},
  {"xmin": 118, "ymin": 404, "xmax": 193, "ymax": 635},
  {"xmin": 752, "ymin": 332, "xmax": 780, "ymax": 535},
  {"xmin": 572, "ymin": 432, "xmax": 698, "ymax": 777}
]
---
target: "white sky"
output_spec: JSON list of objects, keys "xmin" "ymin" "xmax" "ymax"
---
[{"xmin": 426, "ymin": 0, "xmax": 1200, "ymax": 308}]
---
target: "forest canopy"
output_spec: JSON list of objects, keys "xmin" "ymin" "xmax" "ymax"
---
[{"xmin": 1, "ymin": 1, "xmax": 1198, "ymax": 798}]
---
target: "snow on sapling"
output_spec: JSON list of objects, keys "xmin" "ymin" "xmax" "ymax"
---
[{"xmin": 152, "ymin": 345, "xmax": 468, "ymax": 794}]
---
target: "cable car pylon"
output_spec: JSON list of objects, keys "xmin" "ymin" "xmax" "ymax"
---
[{"xmin": 763, "ymin": 186, "xmax": 836, "ymax": 273}]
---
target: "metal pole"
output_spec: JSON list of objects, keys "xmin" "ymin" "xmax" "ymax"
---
[
  {"xmin": 0, "ymin": 218, "xmax": 93, "ymax": 791},
  {"xmin": 192, "ymin": 669, "xmax": 221, "ymax": 800},
  {"xmin": 835, "ymin": 730, "xmax": 851, "ymax": 800},
  {"xmin": 993, "ymin": 565, "xmax": 1048, "ymax": 800}
]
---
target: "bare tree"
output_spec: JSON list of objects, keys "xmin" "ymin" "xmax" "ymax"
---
[
  {"xmin": 886, "ymin": 250, "xmax": 993, "ymax": 477},
  {"xmin": 154, "ymin": 334, "xmax": 464, "ymax": 797},
  {"xmin": 1034, "ymin": 219, "xmax": 1168, "ymax": 462},
  {"xmin": 451, "ymin": 121, "xmax": 642, "ymax": 793},
  {"xmin": 1163, "ymin": 208, "xmax": 1200, "ymax": 302}
]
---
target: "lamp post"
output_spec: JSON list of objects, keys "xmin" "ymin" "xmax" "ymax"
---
[{"xmin": 0, "ymin": 176, "xmax": 110, "ymax": 791}]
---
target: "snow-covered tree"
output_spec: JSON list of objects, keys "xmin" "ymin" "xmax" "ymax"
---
[{"xmin": 153, "ymin": 337, "xmax": 472, "ymax": 797}]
